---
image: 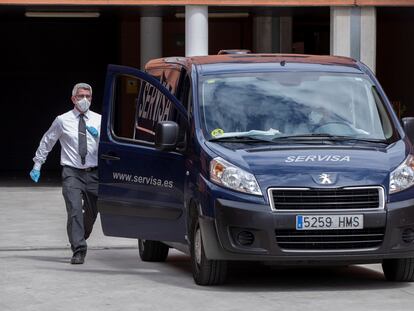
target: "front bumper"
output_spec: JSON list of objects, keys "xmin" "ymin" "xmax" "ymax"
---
[{"xmin": 199, "ymin": 197, "xmax": 414, "ymax": 264}]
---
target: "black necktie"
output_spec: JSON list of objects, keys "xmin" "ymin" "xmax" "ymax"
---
[{"xmin": 78, "ymin": 114, "xmax": 87, "ymax": 165}]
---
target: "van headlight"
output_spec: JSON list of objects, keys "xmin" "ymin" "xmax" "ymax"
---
[
  {"xmin": 210, "ymin": 157, "xmax": 262, "ymax": 196},
  {"xmin": 390, "ymin": 154, "xmax": 414, "ymax": 194}
]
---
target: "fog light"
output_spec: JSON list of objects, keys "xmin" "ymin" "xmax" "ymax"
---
[
  {"xmin": 402, "ymin": 228, "xmax": 414, "ymax": 244},
  {"xmin": 237, "ymin": 231, "xmax": 255, "ymax": 246}
]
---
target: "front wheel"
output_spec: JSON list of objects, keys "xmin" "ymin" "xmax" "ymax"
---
[
  {"xmin": 190, "ymin": 214, "xmax": 227, "ymax": 285},
  {"xmin": 382, "ymin": 258, "xmax": 414, "ymax": 282},
  {"xmin": 138, "ymin": 239, "xmax": 169, "ymax": 262}
]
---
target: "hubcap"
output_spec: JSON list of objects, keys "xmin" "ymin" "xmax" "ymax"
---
[{"xmin": 194, "ymin": 227, "xmax": 202, "ymax": 265}]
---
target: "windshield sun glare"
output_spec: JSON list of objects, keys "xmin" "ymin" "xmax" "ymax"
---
[{"xmin": 200, "ymin": 72, "xmax": 396, "ymax": 143}]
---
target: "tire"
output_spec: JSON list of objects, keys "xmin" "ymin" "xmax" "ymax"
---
[
  {"xmin": 138, "ymin": 239, "xmax": 169, "ymax": 262},
  {"xmin": 190, "ymin": 212, "xmax": 227, "ymax": 285},
  {"xmin": 382, "ymin": 258, "xmax": 414, "ymax": 282}
]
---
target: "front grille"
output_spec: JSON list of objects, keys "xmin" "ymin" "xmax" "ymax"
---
[
  {"xmin": 275, "ymin": 228, "xmax": 385, "ymax": 250},
  {"xmin": 270, "ymin": 187, "xmax": 383, "ymax": 211}
]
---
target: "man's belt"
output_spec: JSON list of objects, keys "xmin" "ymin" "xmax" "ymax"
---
[{"xmin": 63, "ymin": 165, "xmax": 98, "ymax": 172}]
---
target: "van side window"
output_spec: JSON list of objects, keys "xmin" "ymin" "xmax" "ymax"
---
[
  {"xmin": 111, "ymin": 71, "xmax": 185, "ymax": 146},
  {"xmin": 135, "ymin": 68, "xmax": 185, "ymax": 145},
  {"xmin": 112, "ymin": 74, "xmax": 142, "ymax": 140}
]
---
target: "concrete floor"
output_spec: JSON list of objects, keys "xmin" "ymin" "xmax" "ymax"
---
[{"xmin": 1, "ymin": 186, "xmax": 414, "ymax": 311}]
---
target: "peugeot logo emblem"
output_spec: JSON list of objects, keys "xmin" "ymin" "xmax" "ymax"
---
[{"xmin": 319, "ymin": 173, "xmax": 332, "ymax": 185}]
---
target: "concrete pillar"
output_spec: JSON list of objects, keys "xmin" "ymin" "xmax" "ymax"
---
[
  {"xmin": 253, "ymin": 15, "xmax": 292, "ymax": 54},
  {"xmin": 330, "ymin": 6, "xmax": 377, "ymax": 73},
  {"xmin": 360, "ymin": 7, "xmax": 376, "ymax": 73},
  {"xmin": 140, "ymin": 16, "xmax": 162, "ymax": 69},
  {"xmin": 253, "ymin": 16, "xmax": 273, "ymax": 53},
  {"xmin": 185, "ymin": 5, "xmax": 208, "ymax": 56},
  {"xmin": 280, "ymin": 16, "xmax": 292, "ymax": 53},
  {"xmin": 330, "ymin": 7, "xmax": 352, "ymax": 58},
  {"xmin": 271, "ymin": 17, "xmax": 281, "ymax": 53}
]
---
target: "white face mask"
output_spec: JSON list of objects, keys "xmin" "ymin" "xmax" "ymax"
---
[{"xmin": 76, "ymin": 97, "xmax": 91, "ymax": 113}]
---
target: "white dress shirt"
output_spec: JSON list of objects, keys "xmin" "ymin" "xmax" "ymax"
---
[{"xmin": 33, "ymin": 108, "xmax": 101, "ymax": 170}]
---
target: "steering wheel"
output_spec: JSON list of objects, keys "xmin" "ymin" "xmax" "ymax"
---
[{"xmin": 313, "ymin": 121, "xmax": 357, "ymax": 135}]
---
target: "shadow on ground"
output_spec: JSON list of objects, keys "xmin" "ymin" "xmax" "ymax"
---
[{"xmin": 14, "ymin": 249, "xmax": 409, "ymax": 293}]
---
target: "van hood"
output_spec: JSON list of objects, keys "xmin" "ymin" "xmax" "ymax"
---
[{"xmin": 205, "ymin": 140, "xmax": 409, "ymax": 190}]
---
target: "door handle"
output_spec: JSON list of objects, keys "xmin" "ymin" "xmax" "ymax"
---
[{"xmin": 101, "ymin": 154, "xmax": 120, "ymax": 161}]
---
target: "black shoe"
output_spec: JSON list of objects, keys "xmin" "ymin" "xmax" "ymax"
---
[{"xmin": 71, "ymin": 251, "xmax": 85, "ymax": 264}]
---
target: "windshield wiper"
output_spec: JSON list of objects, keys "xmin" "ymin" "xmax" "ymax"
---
[
  {"xmin": 209, "ymin": 135, "xmax": 272, "ymax": 143},
  {"xmin": 272, "ymin": 134, "xmax": 389, "ymax": 144},
  {"xmin": 209, "ymin": 129, "xmax": 281, "ymax": 142}
]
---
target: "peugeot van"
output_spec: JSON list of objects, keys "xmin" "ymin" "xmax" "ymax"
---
[{"xmin": 98, "ymin": 54, "xmax": 414, "ymax": 285}]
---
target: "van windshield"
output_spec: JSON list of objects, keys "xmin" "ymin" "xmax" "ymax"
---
[{"xmin": 199, "ymin": 72, "xmax": 397, "ymax": 143}]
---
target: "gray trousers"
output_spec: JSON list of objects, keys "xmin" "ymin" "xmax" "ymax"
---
[{"xmin": 62, "ymin": 166, "xmax": 98, "ymax": 254}]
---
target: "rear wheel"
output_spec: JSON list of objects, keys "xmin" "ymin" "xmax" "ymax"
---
[
  {"xmin": 382, "ymin": 258, "xmax": 414, "ymax": 282},
  {"xmin": 190, "ymin": 212, "xmax": 227, "ymax": 285},
  {"xmin": 138, "ymin": 239, "xmax": 169, "ymax": 262}
]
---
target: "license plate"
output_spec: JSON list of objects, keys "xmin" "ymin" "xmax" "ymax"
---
[{"xmin": 296, "ymin": 215, "xmax": 363, "ymax": 230}]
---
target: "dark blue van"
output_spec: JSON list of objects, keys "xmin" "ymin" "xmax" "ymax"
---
[{"xmin": 98, "ymin": 54, "xmax": 414, "ymax": 285}]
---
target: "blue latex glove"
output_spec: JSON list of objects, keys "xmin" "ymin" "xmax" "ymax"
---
[
  {"xmin": 86, "ymin": 126, "xmax": 99, "ymax": 138},
  {"xmin": 30, "ymin": 169, "xmax": 40, "ymax": 183}
]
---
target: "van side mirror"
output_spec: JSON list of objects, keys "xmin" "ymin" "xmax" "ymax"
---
[
  {"xmin": 402, "ymin": 117, "xmax": 414, "ymax": 145},
  {"xmin": 155, "ymin": 121, "xmax": 179, "ymax": 151}
]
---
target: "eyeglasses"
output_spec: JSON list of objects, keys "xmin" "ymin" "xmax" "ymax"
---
[{"xmin": 75, "ymin": 94, "xmax": 92, "ymax": 100}]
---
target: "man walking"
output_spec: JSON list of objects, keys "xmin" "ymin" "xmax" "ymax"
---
[{"xmin": 30, "ymin": 83, "xmax": 101, "ymax": 264}]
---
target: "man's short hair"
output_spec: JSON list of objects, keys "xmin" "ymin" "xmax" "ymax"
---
[{"xmin": 72, "ymin": 83, "xmax": 93, "ymax": 96}]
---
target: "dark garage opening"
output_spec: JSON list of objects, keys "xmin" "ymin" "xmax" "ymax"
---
[
  {"xmin": 0, "ymin": 6, "xmax": 330, "ymax": 184},
  {"xmin": 163, "ymin": 7, "xmax": 330, "ymax": 57},
  {"xmin": 0, "ymin": 9, "xmax": 119, "ymax": 182},
  {"xmin": 377, "ymin": 7, "xmax": 414, "ymax": 119}
]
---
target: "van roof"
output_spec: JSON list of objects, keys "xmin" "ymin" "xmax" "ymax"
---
[{"xmin": 145, "ymin": 54, "xmax": 362, "ymax": 74}]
